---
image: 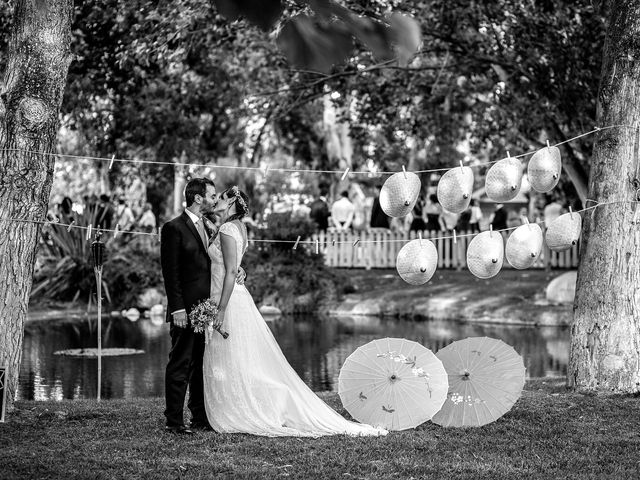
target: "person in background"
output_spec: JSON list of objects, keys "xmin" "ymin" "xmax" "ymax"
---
[
  {"xmin": 441, "ymin": 209, "xmax": 459, "ymax": 231},
  {"xmin": 506, "ymin": 208, "xmax": 521, "ymax": 228},
  {"xmin": 116, "ymin": 197, "xmax": 136, "ymax": 231},
  {"xmin": 389, "ymin": 215, "xmax": 407, "ymax": 234},
  {"xmin": 271, "ymin": 194, "xmax": 287, "ymax": 214},
  {"xmin": 348, "ymin": 183, "xmax": 368, "ymax": 232},
  {"xmin": 424, "ymin": 194, "xmax": 445, "ymax": 232},
  {"xmin": 95, "ymin": 194, "xmax": 115, "ymax": 230},
  {"xmin": 369, "ymin": 185, "xmax": 390, "ymax": 229},
  {"xmin": 543, "ymin": 194, "xmax": 564, "ymax": 226},
  {"xmin": 58, "ymin": 196, "xmax": 73, "ymax": 222},
  {"xmin": 292, "ymin": 197, "xmax": 311, "ymax": 222},
  {"xmin": 330, "ymin": 191, "xmax": 355, "ymax": 231},
  {"xmin": 490, "ymin": 203, "xmax": 508, "ymax": 230},
  {"xmin": 138, "ymin": 202, "xmax": 157, "ymax": 233},
  {"xmin": 309, "ymin": 193, "xmax": 330, "ymax": 232},
  {"xmin": 456, "ymin": 206, "xmax": 471, "ymax": 232},
  {"xmin": 409, "ymin": 195, "xmax": 427, "ymax": 232},
  {"xmin": 468, "ymin": 199, "xmax": 483, "ymax": 232}
]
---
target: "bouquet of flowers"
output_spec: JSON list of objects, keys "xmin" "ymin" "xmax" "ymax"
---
[{"xmin": 189, "ymin": 298, "xmax": 229, "ymax": 341}]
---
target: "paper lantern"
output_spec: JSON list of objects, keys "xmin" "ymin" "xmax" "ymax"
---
[
  {"xmin": 380, "ymin": 171, "xmax": 421, "ymax": 218},
  {"xmin": 528, "ymin": 146, "xmax": 561, "ymax": 193},
  {"xmin": 545, "ymin": 212, "xmax": 582, "ymax": 252},
  {"xmin": 485, "ymin": 156, "xmax": 523, "ymax": 202},
  {"xmin": 437, "ymin": 165, "xmax": 474, "ymax": 213},
  {"xmin": 506, "ymin": 223, "xmax": 543, "ymax": 269},
  {"xmin": 396, "ymin": 239, "xmax": 438, "ymax": 285},
  {"xmin": 466, "ymin": 231, "xmax": 504, "ymax": 279}
]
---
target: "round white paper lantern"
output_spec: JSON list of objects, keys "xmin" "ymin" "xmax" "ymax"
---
[
  {"xmin": 437, "ymin": 165, "xmax": 474, "ymax": 213},
  {"xmin": 485, "ymin": 156, "xmax": 523, "ymax": 202},
  {"xmin": 466, "ymin": 231, "xmax": 504, "ymax": 279},
  {"xmin": 380, "ymin": 171, "xmax": 422, "ymax": 218},
  {"xmin": 528, "ymin": 146, "xmax": 561, "ymax": 193},
  {"xmin": 396, "ymin": 239, "xmax": 438, "ymax": 285},
  {"xmin": 506, "ymin": 223, "xmax": 543, "ymax": 269},
  {"xmin": 545, "ymin": 212, "xmax": 582, "ymax": 252}
]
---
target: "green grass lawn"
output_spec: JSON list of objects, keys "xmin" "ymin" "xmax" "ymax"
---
[{"xmin": 1, "ymin": 379, "xmax": 639, "ymax": 479}]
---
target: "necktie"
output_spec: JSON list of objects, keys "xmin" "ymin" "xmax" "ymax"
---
[{"xmin": 195, "ymin": 218, "xmax": 208, "ymax": 247}]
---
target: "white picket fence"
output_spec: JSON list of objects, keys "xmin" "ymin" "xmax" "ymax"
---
[{"xmin": 312, "ymin": 229, "xmax": 580, "ymax": 270}]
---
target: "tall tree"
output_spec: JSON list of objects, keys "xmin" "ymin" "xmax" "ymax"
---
[
  {"xmin": 0, "ymin": 0, "xmax": 73, "ymax": 409},
  {"xmin": 569, "ymin": 0, "xmax": 640, "ymax": 393}
]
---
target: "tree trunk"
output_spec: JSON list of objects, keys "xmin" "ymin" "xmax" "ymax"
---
[
  {"xmin": 569, "ymin": 0, "xmax": 640, "ymax": 393},
  {"xmin": 0, "ymin": 0, "xmax": 73, "ymax": 409}
]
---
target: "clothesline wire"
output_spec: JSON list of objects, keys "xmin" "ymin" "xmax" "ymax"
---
[
  {"xmin": 0, "ymin": 124, "xmax": 631, "ymax": 177},
  {"xmin": 1, "ymin": 199, "xmax": 637, "ymax": 246}
]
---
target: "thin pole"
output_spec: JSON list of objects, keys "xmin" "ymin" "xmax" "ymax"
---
[{"xmin": 95, "ymin": 267, "xmax": 102, "ymax": 401}]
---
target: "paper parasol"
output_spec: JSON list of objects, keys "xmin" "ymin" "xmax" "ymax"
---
[
  {"xmin": 466, "ymin": 231, "xmax": 504, "ymax": 279},
  {"xmin": 485, "ymin": 156, "xmax": 523, "ymax": 202},
  {"xmin": 396, "ymin": 238, "xmax": 438, "ymax": 285},
  {"xmin": 545, "ymin": 211, "xmax": 582, "ymax": 252},
  {"xmin": 380, "ymin": 171, "xmax": 422, "ymax": 218},
  {"xmin": 505, "ymin": 223, "xmax": 543, "ymax": 269},
  {"xmin": 527, "ymin": 146, "xmax": 561, "ymax": 193},
  {"xmin": 431, "ymin": 337, "xmax": 526, "ymax": 428},
  {"xmin": 339, "ymin": 338, "xmax": 449, "ymax": 431},
  {"xmin": 437, "ymin": 165, "xmax": 474, "ymax": 213}
]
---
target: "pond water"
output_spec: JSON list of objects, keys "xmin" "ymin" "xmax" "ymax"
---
[{"xmin": 18, "ymin": 314, "xmax": 569, "ymax": 401}]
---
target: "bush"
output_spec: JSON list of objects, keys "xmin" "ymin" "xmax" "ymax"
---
[
  {"xmin": 32, "ymin": 210, "xmax": 162, "ymax": 308},
  {"xmin": 243, "ymin": 213, "xmax": 349, "ymax": 313},
  {"xmin": 102, "ymin": 244, "xmax": 163, "ymax": 308}
]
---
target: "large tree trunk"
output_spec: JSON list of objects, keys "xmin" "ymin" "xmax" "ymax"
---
[
  {"xmin": 0, "ymin": 0, "xmax": 73, "ymax": 410},
  {"xmin": 569, "ymin": 0, "xmax": 640, "ymax": 393}
]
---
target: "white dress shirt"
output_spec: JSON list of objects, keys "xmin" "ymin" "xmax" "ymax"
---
[{"xmin": 331, "ymin": 197, "xmax": 355, "ymax": 229}]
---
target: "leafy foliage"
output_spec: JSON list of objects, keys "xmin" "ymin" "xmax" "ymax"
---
[
  {"xmin": 32, "ymin": 209, "xmax": 109, "ymax": 303},
  {"xmin": 32, "ymin": 209, "xmax": 162, "ymax": 308},
  {"xmin": 243, "ymin": 213, "xmax": 349, "ymax": 312},
  {"xmin": 212, "ymin": 0, "xmax": 422, "ymax": 73},
  {"xmin": 251, "ymin": 211, "xmax": 317, "ymax": 251},
  {"xmin": 1, "ymin": 0, "xmax": 606, "ymax": 211}
]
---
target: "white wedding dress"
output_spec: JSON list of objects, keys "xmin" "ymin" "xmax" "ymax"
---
[{"xmin": 203, "ymin": 221, "xmax": 387, "ymax": 437}]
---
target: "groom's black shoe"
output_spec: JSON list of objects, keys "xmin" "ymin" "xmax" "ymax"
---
[
  {"xmin": 190, "ymin": 421, "xmax": 214, "ymax": 432},
  {"xmin": 165, "ymin": 425, "xmax": 193, "ymax": 435}
]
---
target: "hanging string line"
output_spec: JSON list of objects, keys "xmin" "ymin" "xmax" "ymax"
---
[
  {"xmin": 0, "ymin": 124, "xmax": 631, "ymax": 176},
  {"xmin": 1, "ymin": 199, "xmax": 637, "ymax": 246}
]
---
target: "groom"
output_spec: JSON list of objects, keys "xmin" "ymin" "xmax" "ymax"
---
[{"xmin": 160, "ymin": 177, "xmax": 218, "ymax": 434}]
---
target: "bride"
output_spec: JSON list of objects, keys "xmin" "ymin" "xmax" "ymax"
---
[{"xmin": 202, "ymin": 186, "xmax": 387, "ymax": 437}]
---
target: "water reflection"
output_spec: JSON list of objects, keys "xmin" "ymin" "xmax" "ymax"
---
[{"xmin": 18, "ymin": 315, "xmax": 569, "ymax": 400}]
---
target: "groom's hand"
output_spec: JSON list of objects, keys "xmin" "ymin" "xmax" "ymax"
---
[
  {"xmin": 235, "ymin": 267, "xmax": 246, "ymax": 285},
  {"xmin": 172, "ymin": 310, "xmax": 187, "ymax": 328}
]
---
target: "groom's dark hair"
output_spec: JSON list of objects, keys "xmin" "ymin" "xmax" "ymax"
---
[{"xmin": 185, "ymin": 178, "xmax": 215, "ymax": 207}]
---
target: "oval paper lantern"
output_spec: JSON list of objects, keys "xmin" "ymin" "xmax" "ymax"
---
[
  {"xmin": 528, "ymin": 146, "xmax": 561, "ymax": 193},
  {"xmin": 396, "ymin": 239, "xmax": 438, "ymax": 285},
  {"xmin": 545, "ymin": 212, "xmax": 582, "ymax": 252},
  {"xmin": 485, "ymin": 156, "xmax": 523, "ymax": 202},
  {"xmin": 506, "ymin": 223, "xmax": 543, "ymax": 269},
  {"xmin": 466, "ymin": 231, "xmax": 504, "ymax": 279},
  {"xmin": 380, "ymin": 171, "xmax": 421, "ymax": 218},
  {"xmin": 437, "ymin": 166, "xmax": 474, "ymax": 213}
]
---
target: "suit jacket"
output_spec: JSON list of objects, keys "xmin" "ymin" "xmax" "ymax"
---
[{"xmin": 160, "ymin": 211, "xmax": 211, "ymax": 323}]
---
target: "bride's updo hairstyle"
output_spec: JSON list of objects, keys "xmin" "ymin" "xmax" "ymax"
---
[{"xmin": 223, "ymin": 186, "xmax": 250, "ymax": 222}]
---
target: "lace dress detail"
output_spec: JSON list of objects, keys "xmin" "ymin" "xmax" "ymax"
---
[{"xmin": 203, "ymin": 221, "xmax": 387, "ymax": 437}]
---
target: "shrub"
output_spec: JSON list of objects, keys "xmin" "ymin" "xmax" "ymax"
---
[
  {"xmin": 32, "ymin": 209, "xmax": 162, "ymax": 308},
  {"xmin": 243, "ymin": 212, "xmax": 349, "ymax": 313}
]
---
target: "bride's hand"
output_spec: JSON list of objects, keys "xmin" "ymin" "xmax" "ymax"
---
[{"xmin": 214, "ymin": 307, "xmax": 226, "ymax": 329}]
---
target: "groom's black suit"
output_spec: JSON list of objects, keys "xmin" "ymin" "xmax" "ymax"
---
[{"xmin": 160, "ymin": 211, "xmax": 211, "ymax": 428}]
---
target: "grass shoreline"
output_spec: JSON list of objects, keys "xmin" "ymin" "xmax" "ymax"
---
[{"xmin": 2, "ymin": 378, "xmax": 639, "ymax": 479}]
